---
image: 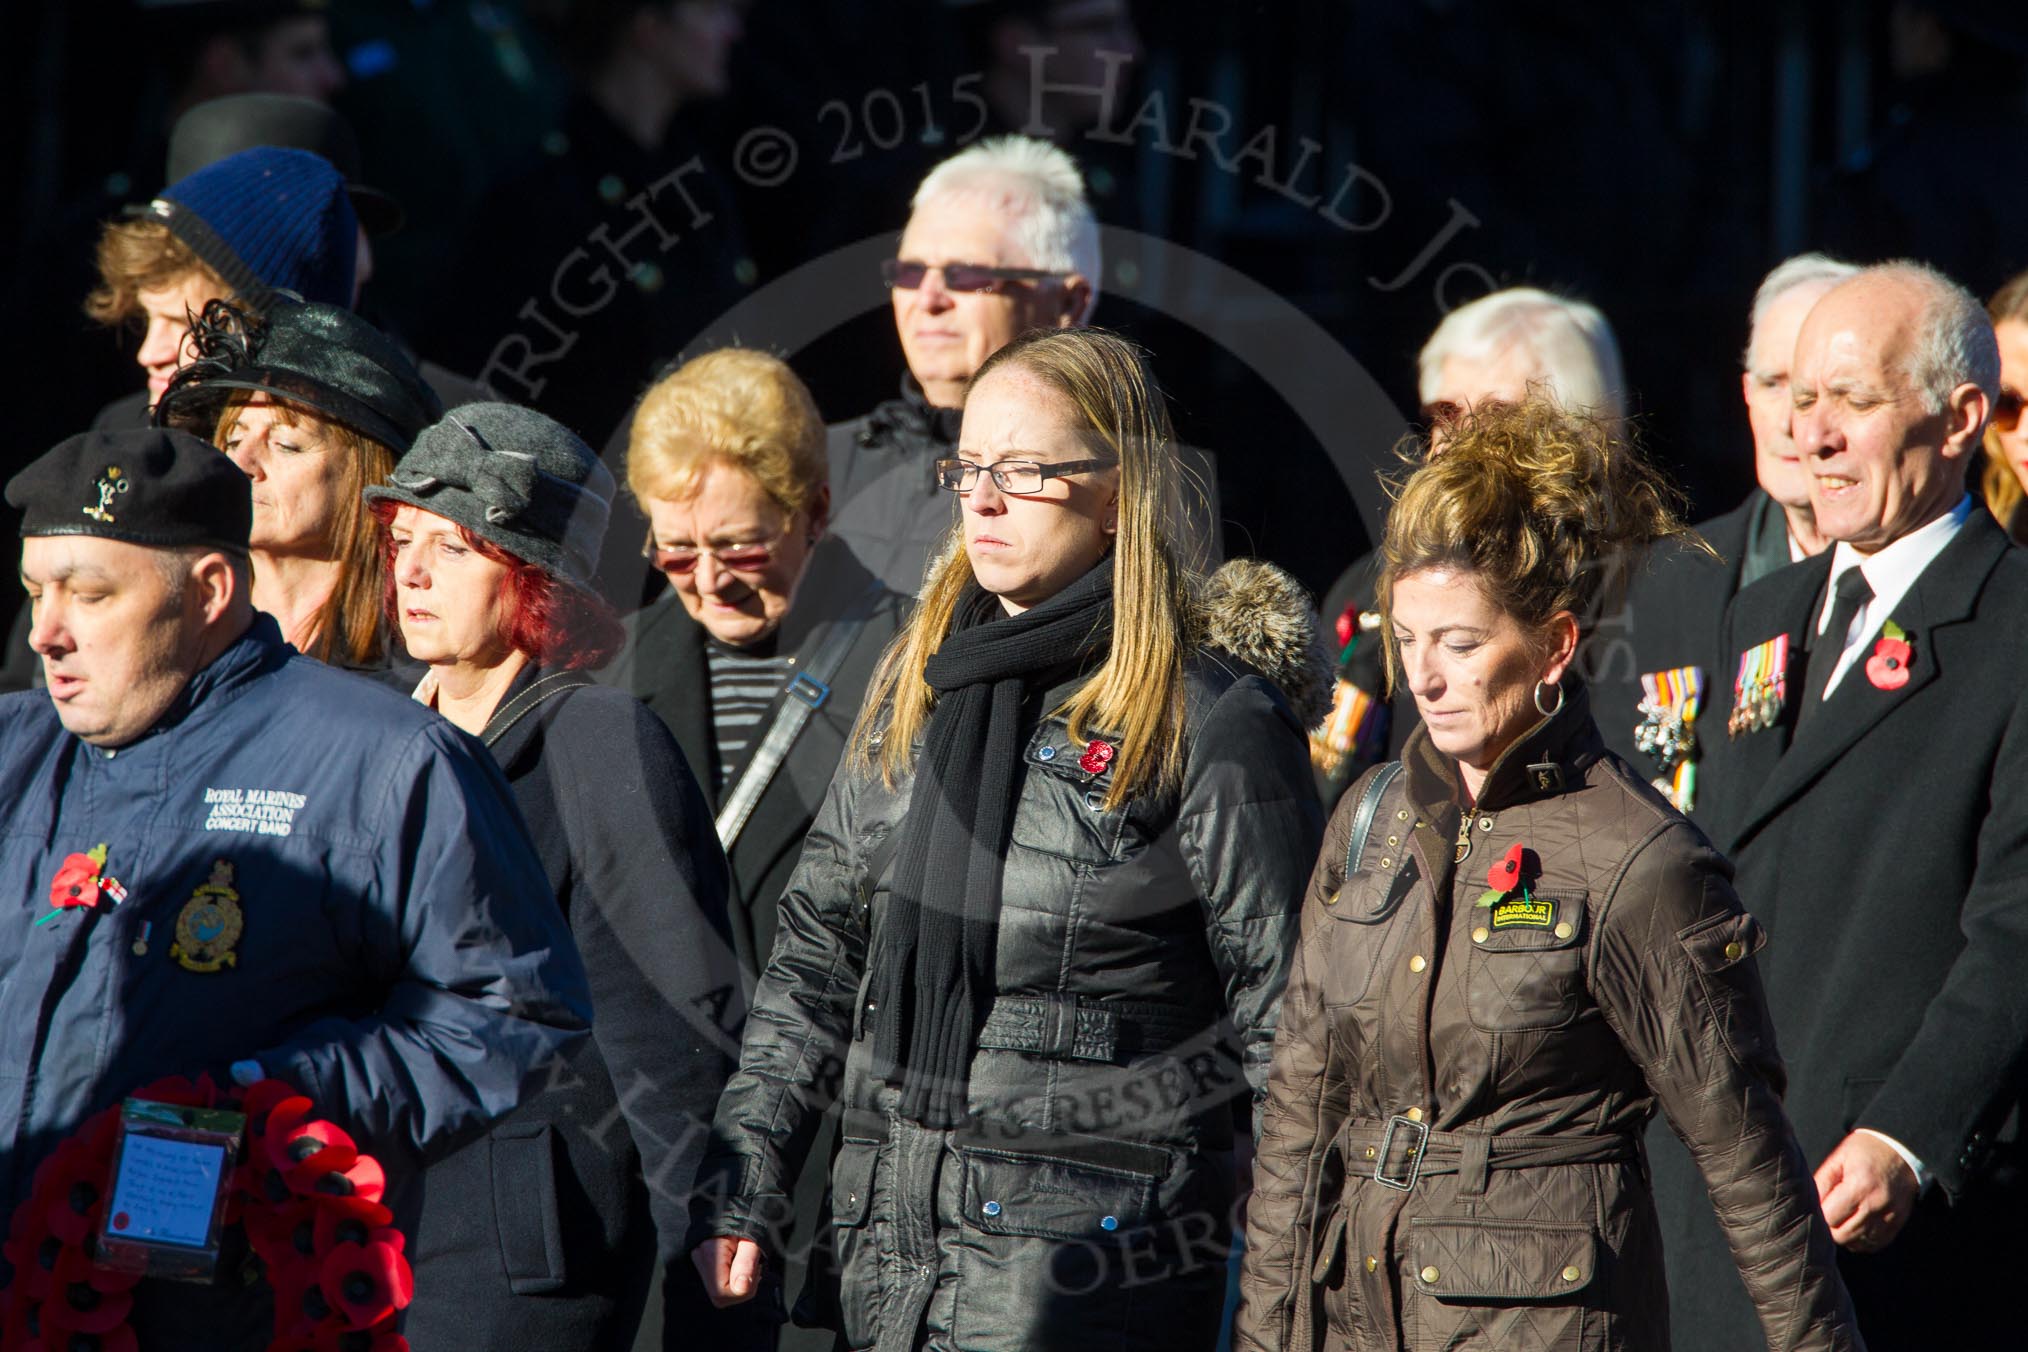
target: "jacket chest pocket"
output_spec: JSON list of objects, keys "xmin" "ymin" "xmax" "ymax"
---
[
  {"xmin": 1322, "ymin": 856, "xmax": 1421, "ymax": 1007},
  {"xmin": 1465, "ymin": 891, "xmax": 1588, "ymax": 1033}
]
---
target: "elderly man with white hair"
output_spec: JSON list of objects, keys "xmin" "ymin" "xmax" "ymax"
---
[
  {"xmin": 1312, "ymin": 285, "xmax": 1624, "ymax": 803},
  {"xmin": 1414, "ymin": 284, "xmax": 1625, "ymax": 432},
  {"xmin": 1589, "ymin": 254, "xmax": 1859, "ymax": 813},
  {"xmin": 1660, "ymin": 260, "xmax": 2028, "ymax": 1352},
  {"xmin": 827, "ymin": 135, "xmax": 1099, "ymax": 595}
]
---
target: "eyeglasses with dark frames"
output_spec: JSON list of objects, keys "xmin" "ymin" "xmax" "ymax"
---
[
  {"xmin": 641, "ymin": 519, "xmax": 796, "ymax": 575},
  {"xmin": 882, "ymin": 259, "xmax": 1068, "ymax": 294},
  {"xmin": 933, "ymin": 457, "xmax": 1115, "ymax": 494}
]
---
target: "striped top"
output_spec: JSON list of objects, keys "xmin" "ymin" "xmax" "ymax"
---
[{"xmin": 705, "ymin": 640, "xmax": 795, "ymax": 793}]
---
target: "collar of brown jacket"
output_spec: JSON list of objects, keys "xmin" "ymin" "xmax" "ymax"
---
[{"xmin": 1401, "ymin": 679, "xmax": 1608, "ymax": 822}]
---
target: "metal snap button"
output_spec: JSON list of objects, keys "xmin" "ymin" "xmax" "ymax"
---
[
  {"xmin": 1036, "ymin": 744, "xmax": 1057, "ymax": 761},
  {"xmin": 1365, "ymin": 1255, "xmax": 1378, "ymax": 1273},
  {"xmin": 1472, "ymin": 927, "xmax": 1489, "ymax": 944},
  {"xmin": 1379, "ymin": 857, "xmax": 1392, "ymax": 869},
  {"xmin": 1396, "ymin": 809, "xmax": 1409, "ymax": 821},
  {"xmin": 1420, "ymin": 1266, "xmax": 1440, "ymax": 1283},
  {"xmin": 1405, "ymin": 1106, "xmax": 1423, "ymax": 1122},
  {"xmin": 1724, "ymin": 940, "xmax": 1744, "ymax": 961},
  {"xmin": 1408, "ymin": 954, "xmax": 1426, "ymax": 973},
  {"xmin": 1562, "ymin": 1265, "xmax": 1582, "ymax": 1282},
  {"xmin": 1554, "ymin": 921, "xmax": 1575, "ymax": 940},
  {"xmin": 1478, "ymin": 817, "xmax": 1492, "ymax": 831},
  {"xmin": 982, "ymin": 1200, "xmax": 1001, "ymax": 1217},
  {"xmin": 1099, "ymin": 1215, "xmax": 1119, "ymax": 1232},
  {"xmin": 1386, "ymin": 834, "xmax": 1399, "ymax": 847}
]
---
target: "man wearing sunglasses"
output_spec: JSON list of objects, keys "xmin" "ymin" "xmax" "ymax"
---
[{"xmin": 826, "ymin": 135, "xmax": 1098, "ymax": 596}]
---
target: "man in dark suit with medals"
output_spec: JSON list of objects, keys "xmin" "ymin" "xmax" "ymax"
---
[
  {"xmin": 1656, "ymin": 261, "xmax": 2028, "ymax": 1350},
  {"xmin": 1600, "ymin": 253, "xmax": 1854, "ymax": 819}
]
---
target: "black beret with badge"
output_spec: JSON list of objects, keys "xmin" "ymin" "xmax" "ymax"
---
[{"xmin": 5, "ymin": 427, "xmax": 251, "ymax": 555}]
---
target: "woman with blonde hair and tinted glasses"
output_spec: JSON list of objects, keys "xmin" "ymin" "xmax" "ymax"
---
[
  {"xmin": 689, "ymin": 327, "xmax": 1327, "ymax": 1351},
  {"xmin": 1977, "ymin": 270, "xmax": 2028, "ymax": 543},
  {"xmin": 611, "ymin": 346, "xmax": 910, "ymax": 981}
]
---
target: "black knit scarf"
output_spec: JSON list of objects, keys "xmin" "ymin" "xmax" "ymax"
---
[{"xmin": 870, "ymin": 560, "xmax": 1115, "ymax": 1126}]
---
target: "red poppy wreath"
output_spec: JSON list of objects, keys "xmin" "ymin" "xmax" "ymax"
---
[{"xmin": 0, "ymin": 1075, "xmax": 412, "ymax": 1352}]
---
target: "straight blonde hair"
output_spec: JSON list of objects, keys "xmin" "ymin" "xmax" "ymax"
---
[{"xmin": 852, "ymin": 328, "xmax": 1193, "ymax": 808}]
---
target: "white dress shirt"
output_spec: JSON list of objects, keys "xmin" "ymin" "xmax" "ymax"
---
[
  {"xmin": 1812, "ymin": 496, "xmax": 1972, "ymax": 702},
  {"xmin": 1808, "ymin": 495, "xmax": 1972, "ymax": 1190}
]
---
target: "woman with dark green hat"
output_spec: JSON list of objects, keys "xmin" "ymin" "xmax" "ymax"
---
[
  {"xmin": 365, "ymin": 403, "xmax": 763, "ymax": 1351},
  {"xmin": 155, "ymin": 297, "xmax": 440, "ymax": 667}
]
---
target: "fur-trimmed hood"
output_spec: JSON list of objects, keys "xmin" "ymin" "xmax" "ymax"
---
[{"xmin": 1194, "ymin": 559, "xmax": 1335, "ymax": 729}]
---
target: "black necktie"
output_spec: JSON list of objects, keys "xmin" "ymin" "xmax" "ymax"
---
[{"xmin": 1799, "ymin": 568, "xmax": 1873, "ymax": 727}]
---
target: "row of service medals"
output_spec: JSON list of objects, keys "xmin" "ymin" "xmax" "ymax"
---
[
  {"xmin": 1726, "ymin": 634, "xmax": 1789, "ymax": 739},
  {"xmin": 1634, "ymin": 667, "xmax": 1704, "ymax": 813}
]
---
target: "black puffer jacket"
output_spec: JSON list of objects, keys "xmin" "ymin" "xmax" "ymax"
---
[
  {"xmin": 689, "ymin": 561, "xmax": 1330, "ymax": 1351},
  {"xmin": 824, "ymin": 375, "xmax": 964, "ymax": 598}
]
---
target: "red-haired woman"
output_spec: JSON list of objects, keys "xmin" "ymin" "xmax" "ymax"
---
[{"xmin": 364, "ymin": 403, "xmax": 765, "ymax": 1351}]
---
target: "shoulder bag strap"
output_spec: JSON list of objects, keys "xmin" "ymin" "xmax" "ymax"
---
[
  {"xmin": 714, "ymin": 581, "xmax": 885, "ymax": 850},
  {"xmin": 480, "ymin": 670, "xmax": 596, "ymax": 748},
  {"xmin": 1343, "ymin": 760, "xmax": 1405, "ymax": 878}
]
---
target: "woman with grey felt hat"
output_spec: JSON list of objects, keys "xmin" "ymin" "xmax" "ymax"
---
[{"xmin": 366, "ymin": 403, "xmax": 766, "ymax": 1351}]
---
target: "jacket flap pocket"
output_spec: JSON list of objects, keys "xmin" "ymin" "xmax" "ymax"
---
[
  {"xmin": 1408, "ymin": 1218, "xmax": 1596, "ymax": 1302},
  {"xmin": 831, "ymin": 1137, "xmax": 879, "ymax": 1228},
  {"xmin": 960, "ymin": 1146, "xmax": 1157, "ymax": 1242},
  {"xmin": 1472, "ymin": 891, "xmax": 1587, "ymax": 950},
  {"xmin": 490, "ymin": 1121, "xmax": 565, "ymax": 1294},
  {"xmin": 1675, "ymin": 909, "xmax": 1767, "ymax": 973}
]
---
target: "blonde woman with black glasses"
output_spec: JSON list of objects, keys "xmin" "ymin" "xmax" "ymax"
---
[{"xmin": 689, "ymin": 328, "xmax": 1326, "ymax": 1352}]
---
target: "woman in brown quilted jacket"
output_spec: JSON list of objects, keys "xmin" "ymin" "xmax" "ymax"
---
[{"xmin": 1235, "ymin": 400, "xmax": 1862, "ymax": 1351}]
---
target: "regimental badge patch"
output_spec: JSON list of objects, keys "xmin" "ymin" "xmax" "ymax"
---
[
  {"xmin": 82, "ymin": 465, "xmax": 129, "ymax": 523},
  {"xmin": 1727, "ymin": 634, "xmax": 1790, "ymax": 739},
  {"xmin": 171, "ymin": 859, "xmax": 244, "ymax": 973},
  {"xmin": 1490, "ymin": 894, "xmax": 1555, "ymax": 929}
]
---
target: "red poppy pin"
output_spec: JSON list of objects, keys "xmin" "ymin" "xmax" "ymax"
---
[
  {"xmin": 1477, "ymin": 841, "xmax": 1537, "ymax": 908},
  {"xmin": 1079, "ymin": 738, "xmax": 1117, "ymax": 775},
  {"xmin": 1864, "ymin": 621, "xmax": 1912, "ymax": 691},
  {"xmin": 38, "ymin": 844, "xmax": 125, "ymax": 927}
]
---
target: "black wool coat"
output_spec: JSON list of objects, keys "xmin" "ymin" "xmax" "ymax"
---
[
  {"xmin": 605, "ymin": 536, "xmax": 910, "ymax": 982},
  {"xmin": 1647, "ymin": 507, "xmax": 2028, "ymax": 1351},
  {"xmin": 1580, "ymin": 493, "xmax": 1756, "ymax": 818},
  {"xmin": 400, "ymin": 665, "xmax": 767, "ymax": 1352}
]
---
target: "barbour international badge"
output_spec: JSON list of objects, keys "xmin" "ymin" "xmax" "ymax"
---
[
  {"xmin": 1726, "ymin": 635, "xmax": 1789, "ymax": 740},
  {"xmin": 171, "ymin": 860, "xmax": 243, "ymax": 972},
  {"xmin": 1490, "ymin": 894, "xmax": 1555, "ymax": 930},
  {"xmin": 1634, "ymin": 665, "xmax": 1704, "ymax": 812}
]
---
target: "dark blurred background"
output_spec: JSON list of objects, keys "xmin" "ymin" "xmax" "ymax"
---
[{"xmin": 4, "ymin": 0, "xmax": 2025, "ymax": 631}]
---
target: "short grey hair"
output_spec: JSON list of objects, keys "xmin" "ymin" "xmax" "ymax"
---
[
  {"xmin": 1416, "ymin": 286, "xmax": 1625, "ymax": 420},
  {"xmin": 154, "ymin": 545, "xmax": 252, "ymax": 596},
  {"xmin": 911, "ymin": 135, "xmax": 1101, "ymax": 313},
  {"xmin": 1862, "ymin": 260, "xmax": 2000, "ymax": 415},
  {"xmin": 1742, "ymin": 252, "xmax": 1858, "ymax": 370}
]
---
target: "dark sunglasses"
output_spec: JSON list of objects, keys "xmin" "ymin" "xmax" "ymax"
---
[
  {"xmin": 882, "ymin": 259, "xmax": 1067, "ymax": 294},
  {"xmin": 1995, "ymin": 388, "xmax": 2025, "ymax": 433}
]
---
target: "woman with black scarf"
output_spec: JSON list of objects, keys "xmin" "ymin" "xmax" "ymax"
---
[{"xmin": 688, "ymin": 328, "xmax": 1327, "ymax": 1351}]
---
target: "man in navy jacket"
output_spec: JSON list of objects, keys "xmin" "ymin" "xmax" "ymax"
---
[{"xmin": 0, "ymin": 426, "xmax": 590, "ymax": 1345}]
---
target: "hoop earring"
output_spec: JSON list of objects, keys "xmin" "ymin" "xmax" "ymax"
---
[{"xmin": 1534, "ymin": 680, "xmax": 1565, "ymax": 718}]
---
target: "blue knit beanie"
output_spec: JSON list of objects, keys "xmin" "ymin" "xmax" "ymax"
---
[{"xmin": 146, "ymin": 146, "xmax": 358, "ymax": 314}]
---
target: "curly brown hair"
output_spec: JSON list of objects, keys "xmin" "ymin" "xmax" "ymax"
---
[
  {"xmin": 84, "ymin": 218, "xmax": 229, "ymax": 328},
  {"xmin": 1378, "ymin": 398, "xmax": 1706, "ymax": 687}
]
